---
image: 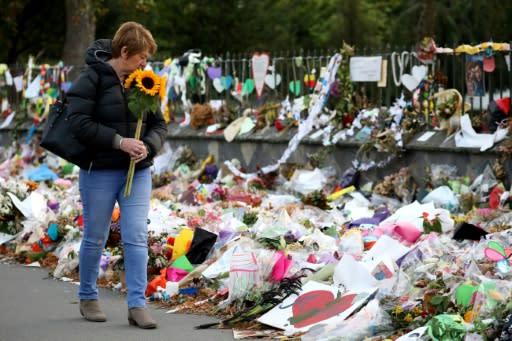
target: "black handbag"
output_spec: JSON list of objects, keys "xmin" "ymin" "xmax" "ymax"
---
[
  {"xmin": 40, "ymin": 99, "xmax": 87, "ymax": 166},
  {"xmin": 40, "ymin": 66, "xmax": 99, "ymax": 166}
]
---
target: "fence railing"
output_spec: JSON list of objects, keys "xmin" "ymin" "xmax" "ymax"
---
[{"xmin": 2, "ymin": 47, "xmax": 512, "ymax": 122}]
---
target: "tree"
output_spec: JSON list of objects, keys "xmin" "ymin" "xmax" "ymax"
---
[{"xmin": 62, "ymin": 0, "xmax": 96, "ymax": 78}]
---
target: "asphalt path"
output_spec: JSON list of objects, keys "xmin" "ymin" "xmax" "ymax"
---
[{"xmin": 0, "ymin": 263, "xmax": 240, "ymax": 341}]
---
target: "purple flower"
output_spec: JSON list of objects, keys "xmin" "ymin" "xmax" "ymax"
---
[{"xmin": 329, "ymin": 80, "xmax": 341, "ymax": 98}]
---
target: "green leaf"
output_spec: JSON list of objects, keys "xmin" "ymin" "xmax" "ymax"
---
[
  {"xmin": 279, "ymin": 236, "xmax": 286, "ymax": 250},
  {"xmin": 429, "ymin": 295, "xmax": 444, "ymax": 305}
]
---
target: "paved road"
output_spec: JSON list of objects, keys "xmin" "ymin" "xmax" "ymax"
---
[{"xmin": 0, "ymin": 263, "xmax": 238, "ymax": 341}]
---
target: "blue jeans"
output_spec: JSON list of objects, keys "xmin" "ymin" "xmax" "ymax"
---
[{"xmin": 78, "ymin": 167, "xmax": 151, "ymax": 309}]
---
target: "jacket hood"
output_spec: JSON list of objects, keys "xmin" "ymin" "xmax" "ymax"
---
[{"xmin": 85, "ymin": 39, "xmax": 112, "ymax": 66}]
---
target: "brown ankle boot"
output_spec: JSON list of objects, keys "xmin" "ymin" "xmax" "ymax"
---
[
  {"xmin": 79, "ymin": 300, "xmax": 107, "ymax": 322},
  {"xmin": 128, "ymin": 307, "xmax": 157, "ymax": 329}
]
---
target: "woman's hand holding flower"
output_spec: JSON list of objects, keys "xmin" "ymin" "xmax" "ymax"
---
[{"xmin": 120, "ymin": 138, "xmax": 148, "ymax": 162}]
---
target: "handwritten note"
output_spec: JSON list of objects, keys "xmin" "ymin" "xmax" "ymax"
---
[{"xmin": 350, "ymin": 56, "xmax": 382, "ymax": 82}]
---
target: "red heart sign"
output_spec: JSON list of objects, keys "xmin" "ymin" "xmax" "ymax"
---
[{"xmin": 289, "ymin": 290, "xmax": 357, "ymax": 328}]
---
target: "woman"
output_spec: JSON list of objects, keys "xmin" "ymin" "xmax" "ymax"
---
[{"xmin": 66, "ymin": 22, "xmax": 167, "ymax": 329}]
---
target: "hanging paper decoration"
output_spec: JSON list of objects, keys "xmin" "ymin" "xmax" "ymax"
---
[
  {"xmin": 221, "ymin": 76, "xmax": 233, "ymax": 89},
  {"xmin": 304, "ymin": 73, "xmax": 316, "ymax": 89},
  {"xmin": 400, "ymin": 65, "xmax": 428, "ymax": 92},
  {"xmin": 24, "ymin": 75, "xmax": 42, "ymax": 99},
  {"xmin": 242, "ymin": 78, "xmax": 254, "ymax": 96},
  {"xmin": 207, "ymin": 66, "xmax": 222, "ymax": 80},
  {"xmin": 212, "ymin": 76, "xmax": 234, "ymax": 93},
  {"xmin": 212, "ymin": 78, "xmax": 224, "ymax": 93},
  {"xmin": 265, "ymin": 72, "xmax": 281, "ymax": 89},
  {"xmin": 484, "ymin": 240, "xmax": 511, "ymax": 274},
  {"xmin": 251, "ymin": 52, "xmax": 270, "ymax": 98},
  {"xmin": 289, "ymin": 80, "xmax": 301, "ymax": 96}
]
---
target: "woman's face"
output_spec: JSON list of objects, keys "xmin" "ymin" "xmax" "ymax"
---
[{"xmin": 121, "ymin": 47, "xmax": 150, "ymax": 74}]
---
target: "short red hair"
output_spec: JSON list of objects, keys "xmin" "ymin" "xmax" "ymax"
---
[{"xmin": 111, "ymin": 21, "xmax": 157, "ymax": 58}]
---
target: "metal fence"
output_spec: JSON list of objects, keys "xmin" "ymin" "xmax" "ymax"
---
[{"xmin": 3, "ymin": 47, "xmax": 512, "ymax": 118}]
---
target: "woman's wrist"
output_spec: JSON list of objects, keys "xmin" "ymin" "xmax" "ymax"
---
[{"xmin": 113, "ymin": 134, "xmax": 124, "ymax": 150}]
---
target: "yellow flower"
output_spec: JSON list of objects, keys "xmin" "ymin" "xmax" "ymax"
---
[
  {"xmin": 124, "ymin": 69, "xmax": 141, "ymax": 89},
  {"xmin": 162, "ymin": 105, "xmax": 171, "ymax": 124},
  {"xmin": 393, "ymin": 306, "xmax": 403, "ymax": 314},
  {"xmin": 136, "ymin": 70, "xmax": 160, "ymax": 96},
  {"xmin": 404, "ymin": 313, "xmax": 413, "ymax": 322},
  {"xmin": 159, "ymin": 74, "xmax": 167, "ymax": 101},
  {"xmin": 412, "ymin": 306, "xmax": 422, "ymax": 315}
]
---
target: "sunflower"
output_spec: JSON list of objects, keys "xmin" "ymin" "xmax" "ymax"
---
[
  {"xmin": 159, "ymin": 74, "xmax": 167, "ymax": 101},
  {"xmin": 124, "ymin": 69, "xmax": 141, "ymax": 89},
  {"xmin": 136, "ymin": 70, "xmax": 160, "ymax": 96}
]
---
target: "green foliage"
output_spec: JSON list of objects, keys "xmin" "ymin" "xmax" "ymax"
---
[
  {"xmin": 257, "ymin": 236, "xmax": 287, "ymax": 250},
  {"xmin": 242, "ymin": 211, "xmax": 258, "ymax": 226},
  {"xmin": 422, "ymin": 213, "xmax": 442, "ymax": 234},
  {"xmin": 0, "ymin": 0, "xmax": 65, "ymax": 63},
  {"xmin": 428, "ymin": 294, "xmax": 451, "ymax": 312},
  {"xmin": 3, "ymin": 0, "xmax": 512, "ymax": 63},
  {"xmin": 301, "ymin": 190, "xmax": 330, "ymax": 210}
]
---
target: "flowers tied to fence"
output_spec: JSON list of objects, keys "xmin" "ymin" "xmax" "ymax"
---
[{"xmin": 123, "ymin": 69, "xmax": 166, "ymax": 197}]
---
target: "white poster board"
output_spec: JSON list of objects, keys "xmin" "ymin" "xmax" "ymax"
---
[
  {"xmin": 350, "ymin": 56, "xmax": 383, "ymax": 82},
  {"xmin": 257, "ymin": 280, "xmax": 377, "ymax": 333}
]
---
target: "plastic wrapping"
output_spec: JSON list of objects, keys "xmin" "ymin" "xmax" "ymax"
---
[
  {"xmin": 469, "ymin": 164, "xmax": 497, "ymax": 200},
  {"xmin": 224, "ymin": 245, "xmax": 275, "ymax": 304},
  {"xmin": 430, "ymin": 164, "xmax": 458, "ymax": 187},
  {"xmin": 338, "ymin": 229, "xmax": 364, "ymax": 256},
  {"xmin": 421, "ymin": 186, "xmax": 459, "ymax": 212},
  {"xmin": 286, "ymin": 168, "xmax": 330, "ymax": 195}
]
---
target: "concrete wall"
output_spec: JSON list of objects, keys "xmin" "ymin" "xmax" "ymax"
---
[
  {"xmin": 164, "ymin": 125, "xmax": 508, "ymax": 187},
  {"xmin": 1, "ymin": 124, "xmax": 508, "ymax": 187}
]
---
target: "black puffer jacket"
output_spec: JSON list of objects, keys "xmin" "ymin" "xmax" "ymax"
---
[{"xmin": 66, "ymin": 39, "xmax": 168, "ymax": 170}]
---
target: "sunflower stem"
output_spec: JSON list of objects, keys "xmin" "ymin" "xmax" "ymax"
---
[{"xmin": 124, "ymin": 116, "xmax": 143, "ymax": 197}]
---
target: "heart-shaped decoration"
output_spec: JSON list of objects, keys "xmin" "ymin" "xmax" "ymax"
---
[
  {"xmin": 411, "ymin": 65, "xmax": 428, "ymax": 82},
  {"xmin": 289, "ymin": 290, "xmax": 357, "ymax": 328},
  {"xmin": 252, "ymin": 53, "xmax": 270, "ymax": 98},
  {"xmin": 484, "ymin": 56, "xmax": 495, "ymax": 72},
  {"xmin": 207, "ymin": 67, "xmax": 222, "ymax": 80},
  {"xmin": 242, "ymin": 78, "xmax": 254, "ymax": 96},
  {"xmin": 265, "ymin": 73, "xmax": 281, "ymax": 89},
  {"xmin": 213, "ymin": 78, "xmax": 224, "ymax": 93},
  {"xmin": 221, "ymin": 75, "xmax": 233, "ymax": 89},
  {"xmin": 304, "ymin": 74, "xmax": 316, "ymax": 89},
  {"xmin": 289, "ymin": 80, "xmax": 301, "ymax": 96},
  {"xmin": 401, "ymin": 74, "xmax": 419, "ymax": 92}
]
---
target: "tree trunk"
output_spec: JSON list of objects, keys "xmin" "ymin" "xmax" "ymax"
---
[{"xmin": 62, "ymin": 0, "xmax": 96, "ymax": 80}]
